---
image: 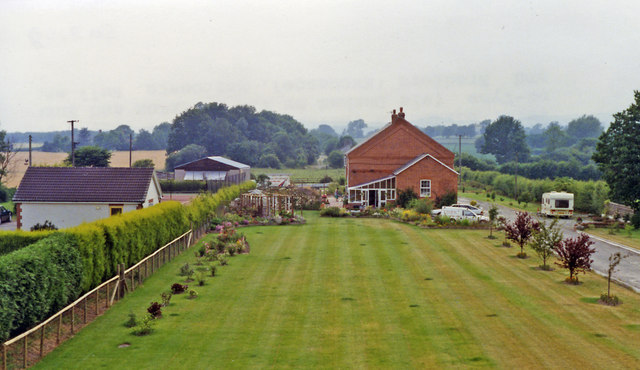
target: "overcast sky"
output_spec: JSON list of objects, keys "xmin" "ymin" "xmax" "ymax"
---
[{"xmin": 1, "ymin": 0, "xmax": 639, "ymax": 133}]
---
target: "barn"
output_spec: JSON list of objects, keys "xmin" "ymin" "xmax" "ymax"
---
[
  {"xmin": 13, "ymin": 167, "xmax": 162, "ymax": 230},
  {"xmin": 174, "ymin": 156, "xmax": 250, "ymax": 183},
  {"xmin": 345, "ymin": 108, "xmax": 458, "ymax": 208}
]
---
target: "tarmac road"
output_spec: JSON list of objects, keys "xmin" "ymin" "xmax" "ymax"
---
[{"xmin": 461, "ymin": 197, "xmax": 640, "ymax": 293}]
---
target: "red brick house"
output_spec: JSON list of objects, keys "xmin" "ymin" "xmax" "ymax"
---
[{"xmin": 345, "ymin": 108, "xmax": 458, "ymax": 208}]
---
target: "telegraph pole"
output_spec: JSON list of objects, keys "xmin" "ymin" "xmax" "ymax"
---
[
  {"xmin": 458, "ymin": 134, "xmax": 462, "ymax": 186},
  {"xmin": 514, "ymin": 151, "xmax": 518, "ymax": 202},
  {"xmin": 129, "ymin": 133, "xmax": 132, "ymax": 167},
  {"xmin": 28, "ymin": 135, "xmax": 32, "ymax": 166},
  {"xmin": 68, "ymin": 120, "xmax": 78, "ymax": 167}
]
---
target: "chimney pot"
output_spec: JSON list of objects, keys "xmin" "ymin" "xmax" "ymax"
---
[{"xmin": 398, "ymin": 107, "xmax": 405, "ymax": 118}]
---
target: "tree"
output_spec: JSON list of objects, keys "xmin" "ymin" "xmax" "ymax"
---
[
  {"xmin": 327, "ymin": 150, "xmax": 344, "ymax": 169},
  {"xmin": 258, "ymin": 153, "xmax": 281, "ymax": 169},
  {"xmin": 603, "ymin": 252, "xmax": 626, "ymax": 303},
  {"xmin": 543, "ymin": 122, "xmax": 567, "ymax": 153},
  {"xmin": 78, "ymin": 127, "xmax": 92, "ymax": 146},
  {"xmin": 488, "ymin": 205, "xmax": 499, "ymax": 239},
  {"xmin": 343, "ymin": 119, "xmax": 367, "ymax": 138},
  {"xmin": 555, "ymin": 233, "xmax": 595, "ymax": 283},
  {"xmin": 0, "ymin": 131, "xmax": 17, "ymax": 185},
  {"xmin": 566, "ymin": 115, "xmax": 603, "ymax": 144},
  {"xmin": 164, "ymin": 144, "xmax": 206, "ymax": 171},
  {"xmin": 529, "ymin": 218, "xmax": 563, "ymax": 270},
  {"xmin": 41, "ymin": 134, "xmax": 70, "ymax": 152},
  {"xmin": 132, "ymin": 159, "xmax": 155, "ymax": 168},
  {"xmin": 503, "ymin": 211, "xmax": 539, "ymax": 258},
  {"xmin": 593, "ymin": 91, "xmax": 640, "ymax": 211},
  {"xmin": 65, "ymin": 146, "xmax": 111, "ymax": 167},
  {"xmin": 133, "ymin": 129, "xmax": 158, "ymax": 150},
  {"xmin": 480, "ymin": 116, "xmax": 530, "ymax": 164}
]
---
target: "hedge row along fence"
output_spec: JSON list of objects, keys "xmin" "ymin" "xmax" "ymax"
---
[
  {"xmin": 159, "ymin": 180, "xmax": 207, "ymax": 193},
  {"xmin": 0, "ymin": 181, "xmax": 255, "ymax": 342},
  {"xmin": 462, "ymin": 169, "xmax": 609, "ymax": 214},
  {"xmin": 1, "ymin": 229, "xmax": 195, "ymax": 370},
  {"xmin": 0, "ymin": 230, "xmax": 54, "ymax": 257}
]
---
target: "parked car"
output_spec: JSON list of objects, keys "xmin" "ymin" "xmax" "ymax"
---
[
  {"xmin": 0, "ymin": 206, "xmax": 12, "ymax": 223},
  {"xmin": 438, "ymin": 206, "xmax": 489, "ymax": 222},
  {"xmin": 450, "ymin": 204, "xmax": 484, "ymax": 215}
]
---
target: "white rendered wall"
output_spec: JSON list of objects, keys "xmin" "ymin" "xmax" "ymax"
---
[
  {"xmin": 19, "ymin": 202, "xmax": 138, "ymax": 230},
  {"xmin": 184, "ymin": 171, "xmax": 226, "ymax": 180},
  {"xmin": 144, "ymin": 179, "xmax": 162, "ymax": 207}
]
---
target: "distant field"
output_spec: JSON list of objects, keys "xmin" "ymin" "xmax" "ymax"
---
[{"xmin": 6, "ymin": 150, "xmax": 167, "ymax": 188}]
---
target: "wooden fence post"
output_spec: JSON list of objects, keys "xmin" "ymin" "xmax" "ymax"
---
[
  {"xmin": 84, "ymin": 298, "xmax": 87, "ymax": 323},
  {"xmin": 95, "ymin": 289, "xmax": 99, "ymax": 315},
  {"xmin": 106, "ymin": 282, "xmax": 110, "ymax": 309},
  {"xmin": 3, "ymin": 343, "xmax": 7, "ymax": 370},
  {"xmin": 71, "ymin": 306, "xmax": 75, "ymax": 334},
  {"xmin": 23, "ymin": 336, "xmax": 27, "ymax": 368},
  {"xmin": 40, "ymin": 325, "xmax": 44, "ymax": 358},
  {"xmin": 56, "ymin": 314, "xmax": 61, "ymax": 344}
]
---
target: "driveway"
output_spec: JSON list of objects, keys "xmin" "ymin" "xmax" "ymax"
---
[
  {"xmin": 461, "ymin": 197, "xmax": 640, "ymax": 293},
  {"xmin": 0, "ymin": 220, "xmax": 17, "ymax": 231}
]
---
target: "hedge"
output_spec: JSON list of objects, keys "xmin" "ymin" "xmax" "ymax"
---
[
  {"xmin": 160, "ymin": 180, "xmax": 207, "ymax": 193},
  {"xmin": 0, "ymin": 230, "xmax": 54, "ymax": 256},
  {"xmin": 0, "ymin": 234, "xmax": 83, "ymax": 340},
  {"xmin": 0, "ymin": 181, "xmax": 255, "ymax": 340},
  {"xmin": 463, "ymin": 169, "xmax": 609, "ymax": 214}
]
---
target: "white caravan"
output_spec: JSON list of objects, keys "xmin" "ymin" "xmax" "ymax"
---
[{"xmin": 540, "ymin": 192, "xmax": 574, "ymax": 217}]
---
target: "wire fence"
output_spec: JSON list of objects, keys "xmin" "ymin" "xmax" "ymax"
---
[{"xmin": 1, "ymin": 220, "xmax": 212, "ymax": 369}]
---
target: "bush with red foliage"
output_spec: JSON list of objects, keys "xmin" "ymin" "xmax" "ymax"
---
[
  {"xmin": 502, "ymin": 212, "xmax": 540, "ymax": 257},
  {"xmin": 555, "ymin": 233, "xmax": 596, "ymax": 283},
  {"xmin": 147, "ymin": 302, "xmax": 163, "ymax": 318}
]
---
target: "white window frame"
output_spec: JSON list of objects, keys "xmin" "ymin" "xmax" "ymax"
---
[{"xmin": 420, "ymin": 179, "xmax": 431, "ymax": 197}]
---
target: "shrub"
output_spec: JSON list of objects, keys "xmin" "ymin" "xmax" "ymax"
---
[
  {"xmin": 195, "ymin": 272, "xmax": 206, "ymax": 286},
  {"xmin": 408, "ymin": 198, "xmax": 433, "ymax": 215},
  {"xmin": 131, "ymin": 314, "xmax": 155, "ymax": 336},
  {"xmin": 320, "ymin": 207, "xmax": 344, "ymax": 217},
  {"xmin": 179, "ymin": 263, "xmax": 194, "ymax": 277},
  {"xmin": 147, "ymin": 302, "xmax": 162, "ymax": 318},
  {"xmin": 396, "ymin": 188, "xmax": 418, "ymax": 208},
  {"xmin": 161, "ymin": 292, "xmax": 172, "ymax": 307},
  {"xmin": 171, "ymin": 283, "xmax": 188, "ymax": 294},
  {"xmin": 210, "ymin": 264, "xmax": 217, "ymax": 277},
  {"xmin": 599, "ymin": 294, "xmax": 621, "ymax": 306},
  {"xmin": 124, "ymin": 312, "xmax": 137, "ymax": 328},
  {"xmin": 435, "ymin": 190, "xmax": 457, "ymax": 209},
  {"xmin": 188, "ymin": 289, "xmax": 198, "ymax": 299},
  {"xmin": 30, "ymin": 220, "xmax": 58, "ymax": 231}
]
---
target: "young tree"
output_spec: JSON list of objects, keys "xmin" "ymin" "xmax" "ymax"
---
[
  {"xmin": 503, "ymin": 211, "xmax": 539, "ymax": 258},
  {"xmin": 327, "ymin": 150, "xmax": 344, "ymax": 169},
  {"xmin": 64, "ymin": 146, "xmax": 111, "ymax": 167},
  {"xmin": 604, "ymin": 252, "xmax": 627, "ymax": 302},
  {"xmin": 593, "ymin": 91, "xmax": 640, "ymax": 212},
  {"xmin": 488, "ymin": 205, "xmax": 499, "ymax": 239},
  {"xmin": 555, "ymin": 233, "xmax": 595, "ymax": 283},
  {"xmin": 529, "ymin": 218, "xmax": 563, "ymax": 270}
]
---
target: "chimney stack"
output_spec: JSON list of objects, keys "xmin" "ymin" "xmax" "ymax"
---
[
  {"xmin": 398, "ymin": 107, "xmax": 405, "ymax": 119},
  {"xmin": 391, "ymin": 109, "xmax": 398, "ymax": 123}
]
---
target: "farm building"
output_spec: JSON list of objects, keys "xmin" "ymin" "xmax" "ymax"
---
[
  {"xmin": 345, "ymin": 108, "xmax": 458, "ymax": 208},
  {"xmin": 13, "ymin": 167, "xmax": 163, "ymax": 230},
  {"xmin": 174, "ymin": 156, "xmax": 250, "ymax": 183}
]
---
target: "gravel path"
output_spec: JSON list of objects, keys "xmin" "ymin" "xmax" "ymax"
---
[{"xmin": 461, "ymin": 197, "xmax": 640, "ymax": 293}]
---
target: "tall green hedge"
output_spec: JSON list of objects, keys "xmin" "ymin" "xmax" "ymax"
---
[
  {"xmin": 0, "ymin": 181, "xmax": 256, "ymax": 341},
  {"xmin": 0, "ymin": 230, "xmax": 54, "ymax": 256},
  {"xmin": 463, "ymin": 169, "xmax": 609, "ymax": 214},
  {"xmin": 160, "ymin": 180, "xmax": 207, "ymax": 193},
  {"xmin": 0, "ymin": 234, "xmax": 83, "ymax": 340}
]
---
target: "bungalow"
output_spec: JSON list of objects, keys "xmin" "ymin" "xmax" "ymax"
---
[
  {"xmin": 345, "ymin": 108, "xmax": 458, "ymax": 208},
  {"xmin": 174, "ymin": 156, "xmax": 250, "ymax": 183},
  {"xmin": 13, "ymin": 167, "xmax": 162, "ymax": 230}
]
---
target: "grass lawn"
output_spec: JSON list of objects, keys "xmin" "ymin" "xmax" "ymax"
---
[
  {"xmin": 35, "ymin": 213, "xmax": 640, "ymax": 368},
  {"xmin": 459, "ymin": 190, "xmax": 540, "ymax": 213},
  {"xmin": 586, "ymin": 228, "xmax": 640, "ymax": 251}
]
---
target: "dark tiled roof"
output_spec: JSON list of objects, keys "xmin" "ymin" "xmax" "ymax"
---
[{"xmin": 13, "ymin": 167, "xmax": 155, "ymax": 203}]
